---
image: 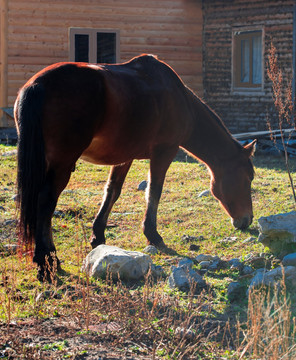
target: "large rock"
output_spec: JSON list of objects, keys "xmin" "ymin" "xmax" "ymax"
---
[
  {"xmin": 82, "ymin": 245, "xmax": 152, "ymax": 281},
  {"xmin": 282, "ymin": 253, "xmax": 296, "ymax": 267},
  {"xmin": 248, "ymin": 266, "xmax": 296, "ymax": 295},
  {"xmin": 258, "ymin": 212, "xmax": 296, "ymax": 253},
  {"xmin": 227, "ymin": 282, "xmax": 245, "ymax": 302}
]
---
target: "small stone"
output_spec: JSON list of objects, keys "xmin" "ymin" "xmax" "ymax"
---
[
  {"xmin": 199, "ymin": 261, "xmax": 211, "ymax": 269},
  {"xmin": 138, "ymin": 180, "xmax": 148, "ymax": 191},
  {"xmin": 242, "ymin": 237, "xmax": 256, "ymax": 244},
  {"xmin": 181, "ymin": 235, "xmax": 199, "ymax": 243},
  {"xmin": 63, "ymin": 189, "xmax": 75, "ymax": 194},
  {"xmin": 189, "ymin": 244, "xmax": 200, "ymax": 251},
  {"xmin": 142, "ymin": 245, "xmax": 158, "ymax": 255},
  {"xmin": 2, "ymin": 150, "xmax": 17, "ymax": 157},
  {"xmin": 178, "ymin": 258, "xmax": 194, "ymax": 268},
  {"xmin": 11, "ymin": 194, "xmax": 19, "ymax": 203},
  {"xmin": 220, "ymin": 237, "xmax": 238, "ymax": 244},
  {"xmin": 175, "ymin": 326, "xmax": 196, "ymax": 340},
  {"xmin": 208, "ymin": 259, "xmax": 228, "ymax": 271},
  {"xmin": 168, "ymin": 265, "xmax": 206, "ymax": 292},
  {"xmin": 195, "ymin": 254, "xmax": 219, "ymax": 263},
  {"xmin": 282, "ymin": 253, "xmax": 296, "ymax": 267},
  {"xmin": 151, "ymin": 264, "xmax": 165, "ymax": 278},
  {"xmin": 4, "ymin": 219, "xmax": 16, "ymax": 226},
  {"xmin": 36, "ymin": 290, "xmax": 54, "ymax": 302},
  {"xmin": 227, "ymin": 282, "xmax": 245, "ymax": 302},
  {"xmin": 247, "ymin": 257, "xmax": 271, "ymax": 269},
  {"xmin": 228, "ymin": 258, "xmax": 243, "ymax": 270},
  {"xmin": 241, "ymin": 265, "xmax": 254, "ymax": 276},
  {"xmin": 198, "ymin": 190, "xmax": 210, "ymax": 198},
  {"xmin": 54, "ymin": 210, "xmax": 64, "ymax": 218},
  {"xmin": 3, "ymin": 244, "xmax": 18, "ymax": 255}
]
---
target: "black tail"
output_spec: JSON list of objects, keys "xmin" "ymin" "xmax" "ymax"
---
[{"xmin": 16, "ymin": 83, "xmax": 46, "ymax": 248}]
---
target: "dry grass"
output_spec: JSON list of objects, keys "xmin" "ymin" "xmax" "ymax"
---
[{"xmin": 1, "ymin": 145, "xmax": 296, "ymax": 358}]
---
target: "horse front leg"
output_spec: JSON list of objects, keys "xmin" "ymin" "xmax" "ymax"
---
[
  {"xmin": 143, "ymin": 146, "xmax": 178, "ymax": 249},
  {"xmin": 91, "ymin": 161, "xmax": 133, "ymax": 249},
  {"xmin": 34, "ymin": 166, "xmax": 72, "ymax": 282}
]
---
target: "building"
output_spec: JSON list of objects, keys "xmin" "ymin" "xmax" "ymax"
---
[
  {"xmin": 0, "ymin": 0, "xmax": 203, "ymax": 130},
  {"xmin": 1, "ymin": 0, "xmax": 295, "ymax": 134},
  {"xmin": 203, "ymin": 0, "xmax": 295, "ymax": 132}
]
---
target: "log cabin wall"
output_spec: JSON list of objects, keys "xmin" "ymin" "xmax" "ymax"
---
[
  {"xmin": 203, "ymin": 0, "xmax": 294, "ymax": 132},
  {"xmin": 0, "ymin": 0, "xmax": 203, "ymax": 128}
]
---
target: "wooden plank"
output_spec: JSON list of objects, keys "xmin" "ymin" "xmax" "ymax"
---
[
  {"xmin": 5, "ymin": 0, "xmax": 203, "ymax": 111},
  {"xmin": 233, "ymin": 128, "xmax": 295, "ymax": 140}
]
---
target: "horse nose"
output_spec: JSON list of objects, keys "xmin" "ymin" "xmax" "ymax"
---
[{"xmin": 231, "ymin": 214, "xmax": 253, "ymax": 230}]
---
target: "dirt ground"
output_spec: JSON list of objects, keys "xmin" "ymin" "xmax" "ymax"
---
[{"xmin": 0, "ymin": 316, "xmax": 153, "ymax": 359}]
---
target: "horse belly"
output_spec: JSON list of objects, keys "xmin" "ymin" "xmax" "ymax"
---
[{"xmin": 80, "ymin": 136, "xmax": 149, "ymax": 165}]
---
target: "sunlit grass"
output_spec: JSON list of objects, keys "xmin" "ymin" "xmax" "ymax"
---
[{"xmin": 1, "ymin": 144, "xmax": 296, "ymax": 358}]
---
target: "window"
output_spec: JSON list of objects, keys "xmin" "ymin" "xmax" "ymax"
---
[
  {"xmin": 69, "ymin": 28, "xmax": 119, "ymax": 63},
  {"xmin": 233, "ymin": 30, "xmax": 263, "ymax": 90}
]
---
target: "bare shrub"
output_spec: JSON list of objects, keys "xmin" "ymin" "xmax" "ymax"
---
[{"xmin": 267, "ymin": 43, "xmax": 296, "ymax": 203}]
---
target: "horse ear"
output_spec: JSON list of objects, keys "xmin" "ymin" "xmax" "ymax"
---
[{"xmin": 244, "ymin": 139, "xmax": 256, "ymax": 157}]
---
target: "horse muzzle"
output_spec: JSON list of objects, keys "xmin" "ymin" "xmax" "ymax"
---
[{"xmin": 231, "ymin": 214, "xmax": 253, "ymax": 230}]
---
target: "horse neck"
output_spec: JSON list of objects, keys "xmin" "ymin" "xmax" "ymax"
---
[{"xmin": 182, "ymin": 93, "xmax": 242, "ymax": 172}]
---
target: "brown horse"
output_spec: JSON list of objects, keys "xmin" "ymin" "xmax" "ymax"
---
[{"xmin": 14, "ymin": 54, "xmax": 256, "ymax": 280}]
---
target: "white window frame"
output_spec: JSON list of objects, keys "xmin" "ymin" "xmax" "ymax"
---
[{"xmin": 69, "ymin": 27, "xmax": 120, "ymax": 63}]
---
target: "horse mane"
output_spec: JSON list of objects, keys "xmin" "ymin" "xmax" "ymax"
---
[
  {"xmin": 200, "ymin": 100, "xmax": 243, "ymax": 150},
  {"xmin": 185, "ymin": 86, "xmax": 243, "ymax": 152}
]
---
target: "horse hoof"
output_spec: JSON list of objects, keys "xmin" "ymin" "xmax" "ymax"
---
[
  {"xmin": 90, "ymin": 235, "xmax": 106, "ymax": 249},
  {"xmin": 37, "ymin": 267, "xmax": 54, "ymax": 283},
  {"xmin": 36, "ymin": 256, "xmax": 61, "ymax": 283}
]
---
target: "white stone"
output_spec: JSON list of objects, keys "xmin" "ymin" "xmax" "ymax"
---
[
  {"xmin": 168, "ymin": 265, "xmax": 206, "ymax": 292},
  {"xmin": 142, "ymin": 245, "xmax": 158, "ymax": 255},
  {"xmin": 82, "ymin": 245, "xmax": 152, "ymax": 281},
  {"xmin": 258, "ymin": 211, "xmax": 296, "ymax": 251},
  {"xmin": 198, "ymin": 190, "xmax": 210, "ymax": 198},
  {"xmin": 199, "ymin": 261, "xmax": 211, "ymax": 269}
]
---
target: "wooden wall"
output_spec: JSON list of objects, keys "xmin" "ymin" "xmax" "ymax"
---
[
  {"xmin": 203, "ymin": 0, "xmax": 294, "ymax": 132},
  {"xmin": 0, "ymin": 0, "xmax": 203, "ymax": 127}
]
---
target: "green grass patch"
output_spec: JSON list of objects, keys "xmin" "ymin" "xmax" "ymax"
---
[{"xmin": 1, "ymin": 145, "xmax": 296, "ymax": 358}]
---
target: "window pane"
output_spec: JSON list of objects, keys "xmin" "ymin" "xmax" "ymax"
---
[
  {"xmin": 97, "ymin": 33, "xmax": 116, "ymax": 64},
  {"xmin": 75, "ymin": 34, "xmax": 89, "ymax": 62},
  {"xmin": 241, "ymin": 39, "xmax": 250, "ymax": 83},
  {"xmin": 252, "ymin": 35, "xmax": 262, "ymax": 84}
]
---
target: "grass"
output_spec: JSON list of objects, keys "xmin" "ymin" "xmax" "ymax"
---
[{"xmin": 0, "ymin": 143, "xmax": 296, "ymax": 359}]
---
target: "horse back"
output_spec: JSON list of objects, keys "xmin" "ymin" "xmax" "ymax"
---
[{"xmin": 16, "ymin": 55, "xmax": 193, "ymax": 166}]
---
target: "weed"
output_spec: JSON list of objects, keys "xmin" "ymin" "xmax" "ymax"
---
[{"xmin": 267, "ymin": 43, "xmax": 296, "ymax": 204}]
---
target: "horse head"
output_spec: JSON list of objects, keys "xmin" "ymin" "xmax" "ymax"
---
[{"xmin": 210, "ymin": 140, "xmax": 256, "ymax": 230}]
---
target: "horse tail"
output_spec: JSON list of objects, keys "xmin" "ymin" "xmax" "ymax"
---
[{"xmin": 16, "ymin": 83, "xmax": 46, "ymax": 250}]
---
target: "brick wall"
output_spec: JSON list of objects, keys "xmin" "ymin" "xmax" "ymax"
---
[{"xmin": 202, "ymin": 0, "xmax": 294, "ymax": 133}]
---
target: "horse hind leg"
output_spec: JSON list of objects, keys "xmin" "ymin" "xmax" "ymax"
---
[
  {"xmin": 34, "ymin": 164, "xmax": 73, "ymax": 282},
  {"xmin": 91, "ymin": 161, "xmax": 132, "ymax": 249}
]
